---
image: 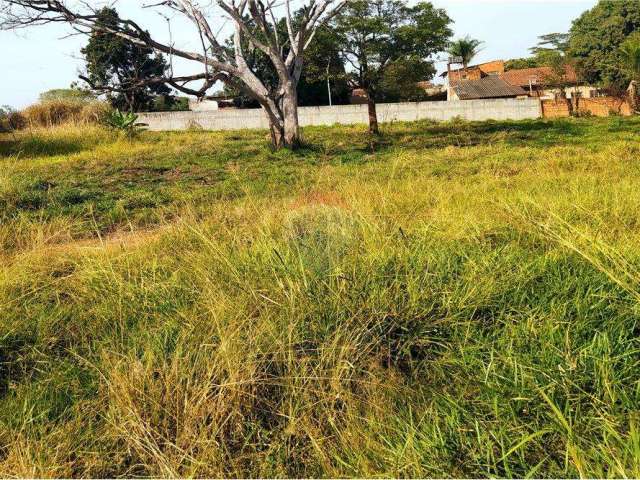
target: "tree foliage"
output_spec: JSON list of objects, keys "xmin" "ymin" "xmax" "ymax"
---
[
  {"xmin": 448, "ymin": 35, "xmax": 483, "ymax": 68},
  {"xmin": 0, "ymin": 105, "xmax": 26, "ymax": 133},
  {"xmin": 333, "ymin": 0, "xmax": 452, "ymax": 133},
  {"xmin": 569, "ymin": 0, "xmax": 640, "ymax": 88},
  {"xmin": 80, "ymin": 7, "xmax": 173, "ymax": 112},
  {"xmin": 620, "ymin": 32, "xmax": 640, "ymax": 80},
  {"xmin": 39, "ymin": 88, "xmax": 95, "ymax": 103},
  {"xmin": 504, "ymin": 57, "xmax": 541, "ymax": 71},
  {"xmin": 224, "ymin": 21, "xmax": 350, "ymax": 108}
]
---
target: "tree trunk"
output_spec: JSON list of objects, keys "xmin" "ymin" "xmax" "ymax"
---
[
  {"xmin": 629, "ymin": 81, "xmax": 639, "ymax": 113},
  {"xmin": 261, "ymin": 89, "xmax": 301, "ymax": 150},
  {"xmin": 282, "ymin": 85, "xmax": 301, "ymax": 148},
  {"xmin": 559, "ymin": 88, "xmax": 573, "ymax": 116},
  {"xmin": 366, "ymin": 94, "xmax": 379, "ymax": 135}
]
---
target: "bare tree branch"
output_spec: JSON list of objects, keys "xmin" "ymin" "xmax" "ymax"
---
[{"xmin": 0, "ymin": 0, "xmax": 347, "ymax": 148}]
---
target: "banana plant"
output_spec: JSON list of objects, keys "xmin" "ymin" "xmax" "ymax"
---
[{"xmin": 104, "ymin": 109, "xmax": 147, "ymax": 138}]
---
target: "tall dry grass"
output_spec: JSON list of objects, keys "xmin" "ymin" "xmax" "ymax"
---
[{"xmin": 21, "ymin": 100, "xmax": 111, "ymax": 128}]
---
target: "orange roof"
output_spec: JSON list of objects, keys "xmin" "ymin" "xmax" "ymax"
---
[
  {"xmin": 442, "ymin": 60, "xmax": 505, "ymax": 77},
  {"xmin": 500, "ymin": 66, "xmax": 578, "ymax": 87}
]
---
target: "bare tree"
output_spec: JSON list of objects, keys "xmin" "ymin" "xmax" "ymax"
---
[{"xmin": 1, "ymin": 0, "xmax": 346, "ymax": 149}]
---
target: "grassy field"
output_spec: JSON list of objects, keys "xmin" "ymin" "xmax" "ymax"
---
[{"xmin": 1, "ymin": 117, "xmax": 640, "ymax": 477}]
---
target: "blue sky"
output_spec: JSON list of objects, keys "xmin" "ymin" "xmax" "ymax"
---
[{"xmin": 0, "ymin": 0, "xmax": 597, "ymax": 108}]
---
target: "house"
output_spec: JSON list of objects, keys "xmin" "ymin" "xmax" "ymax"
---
[
  {"xmin": 442, "ymin": 60, "xmax": 506, "ymax": 83},
  {"xmin": 443, "ymin": 59, "xmax": 603, "ymax": 101},
  {"xmin": 449, "ymin": 76, "xmax": 529, "ymax": 101},
  {"xmin": 442, "ymin": 60, "xmax": 506, "ymax": 100},
  {"xmin": 350, "ymin": 88, "xmax": 369, "ymax": 105},
  {"xmin": 499, "ymin": 66, "xmax": 600, "ymax": 99},
  {"xmin": 416, "ymin": 81, "xmax": 446, "ymax": 97}
]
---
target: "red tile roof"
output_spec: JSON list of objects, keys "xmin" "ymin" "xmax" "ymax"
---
[
  {"xmin": 500, "ymin": 66, "xmax": 578, "ymax": 87},
  {"xmin": 441, "ymin": 60, "xmax": 505, "ymax": 78}
]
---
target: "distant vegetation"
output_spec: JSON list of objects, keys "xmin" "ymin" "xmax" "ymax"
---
[{"xmin": 1, "ymin": 117, "xmax": 640, "ymax": 477}]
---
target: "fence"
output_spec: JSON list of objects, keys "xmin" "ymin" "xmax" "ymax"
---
[
  {"xmin": 541, "ymin": 96, "xmax": 632, "ymax": 119},
  {"xmin": 137, "ymin": 98, "xmax": 543, "ymax": 132}
]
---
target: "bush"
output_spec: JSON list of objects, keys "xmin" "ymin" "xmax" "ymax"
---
[
  {"xmin": 0, "ymin": 106, "xmax": 26, "ymax": 133},
  {"xmin": 104, "ymin": 109, "xmax": 147, "ymax": 138},
  {"xmin": 21, "ymin": 100, "xmax": 111, "ymax": 128}
]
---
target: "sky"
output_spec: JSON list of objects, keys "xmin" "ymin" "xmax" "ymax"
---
[{"xmin": 0, "ymin": 0, "xmax": 597, "ymax": 109}]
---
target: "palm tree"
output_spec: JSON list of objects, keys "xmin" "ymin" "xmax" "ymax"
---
[
  {"xmin": 448, "ymin": 36, "xmax": 484, "ymax": 71},
  {"xmin": 620, "ymin": 34, "xmax": 640, "ymax": 112}
]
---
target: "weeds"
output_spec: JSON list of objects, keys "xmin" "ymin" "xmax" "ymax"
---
[{"xmin": 0, "ymin": 116, "xmax": 640, "ymax": 477}]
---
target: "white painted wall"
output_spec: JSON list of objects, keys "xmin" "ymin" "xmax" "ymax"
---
[{"xmin": 138, "ymin": 98, "xmax": 542, "ymax": 132}]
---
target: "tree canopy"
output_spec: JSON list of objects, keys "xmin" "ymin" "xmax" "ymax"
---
[
  {"xmin": 39, "ymin": 88, "xmax": 96, "ymax": 103},
  {"xmin": 80, "ymin": 7, "xmax": 172, "ymax": 112},
  {"xmin": 504, "ymin": 57, "xmax": 541, "ymax": 71},
  {"xmin": 569, "ymin": 0, "xmax": 640, "ymax": 88},
  {"xmin": 448, "ymin": 36, "xmax": 483, "ymax": 69},
  {"xmin": 620, "ymin": 32, "xmax": 640, "ymax": 81},
  {"xmin": 333, "ymin": 0, "xmax": 452, "ymax": 133}
]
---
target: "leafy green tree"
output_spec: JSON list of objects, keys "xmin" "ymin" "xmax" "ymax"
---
[
  {"xmin": 0, "ymin": 105, "xmax": 25, "ymax": 134},
  {"xmin": 448, "ymin": 35, "xmax": 483, "ymax": 70},
  {"xmin": 80, "ymin": 7, "xmax": 172, "ymax": 112},
  {"xmin": 505, "ymin": 34, "xmax": 569, "ymax": 72},
  {"xmin": 504, "ymin": 57, "xmax": 541, "ymax": 71},
  {"xmin": 39, "ymin": 88, "xmax": 95, "ymax": 103},
  {"xmin": 569, "ymin": 0, "xmax": 640, "ymax": 89},
  {"xmin": 530, "ymin": 33, "xmax": 569, "ymax": 58},
  {"xmin": 620, "ymin": 33, "xmax": 640, "ymax": 110},
  {"xmin": 333, "ymin": 0, "xmax": 452, "ymax": 134},
  {"xmin": 297, "ymin": 26, "xmax": 350, "ymax": 107}
]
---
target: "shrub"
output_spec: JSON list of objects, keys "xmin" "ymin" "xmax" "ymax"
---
[
  {"xmin": 104, "ymin": 109, "xmax": 147, "ymax": 138},
  {"xmin": 0, "ymin": 106, "xmax": 26, "ymax": 133}
]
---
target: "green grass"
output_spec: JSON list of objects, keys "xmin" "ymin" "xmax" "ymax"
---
[{"xmin": 1, "ymin": 117, "xmax": 640, "ymax": 477}]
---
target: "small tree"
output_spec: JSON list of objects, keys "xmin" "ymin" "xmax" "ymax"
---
[
  {"xmin": 527, "ymin": 32, "xmax": 581, "ymax": 111},
  {"xmin": 620, "ymin": 33, "xmax": 640, "ymax": 112},
  {"xmin": 448, "ymin": 35, "xmax": 483, "ymax": 72},
  {"xmin": 80, "ymin": 7, "xmax": 172, "ymax": 112},
  {"xmin": 333, "ymin": 0, "xmax": 452, "ymax": 135},
  {"xmin": 0, "ymin": 105, "xmax": 26, "ymax": 136}
]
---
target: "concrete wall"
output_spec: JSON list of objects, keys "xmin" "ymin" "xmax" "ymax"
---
[{"xmin": 138, "ymin": 98, "xmax": 542, "ymax": 132}]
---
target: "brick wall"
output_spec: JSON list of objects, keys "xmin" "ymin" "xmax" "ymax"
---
[
  {"xmin": 542, "ymin": 96, "xmax": 632, "ymax": 118},
  {"xmin": 579, "ymin": 97, "xmax": 632, "ymax": 116},
  {"xmin": 541, "ymin": 100, "xmax": 570, "ymax": 118}
]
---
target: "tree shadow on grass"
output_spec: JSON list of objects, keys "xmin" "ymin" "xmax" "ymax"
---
[
  {"xmin": 299, "ymin": 116, "xmax": 639, "ymax": 163},
  {"xmin": 0, "ymin": 136, "xmax": 89, "ymax": 159}
]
